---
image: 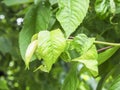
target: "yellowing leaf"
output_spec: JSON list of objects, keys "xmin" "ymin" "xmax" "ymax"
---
[
  {"xmin": 72, "ymin": 45, "xmax": 98, "ymax": 76},
  {"xmin": 72, "ymin": 34, "xmax": 95, "ymax": 54},
  {"xmin": 36, "ymin": 29, "xmax": 66, "ymax": 72}
]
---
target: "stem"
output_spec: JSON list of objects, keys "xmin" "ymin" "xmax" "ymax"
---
[
  {"xmin": 68, "ymin": 36, "xmax": 120, "ymax": 46},
  {"xmin": 97, "ymin": 46, "xmax": 112, "ymax": 52},
  {"xmin": 94, "ymin": 41, "xmax": 120, "ymax": 46}
]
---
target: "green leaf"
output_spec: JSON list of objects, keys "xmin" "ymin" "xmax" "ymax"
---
[
  {"xmin": 95, "ymin": 0, "xmax": 109, "ymax": 19},
  {"xmin": 110, "ymin": 0, "xmax": 116, "ymax": 14},
  {"xmin": 60, "ymin": 40, "xmax": 71, "ymax": 62},
  {"xmin": 109, "ymin": 75, "xmax": 120, "ymax": 90},
  {"xmin": 60, "ymin": 51, "xmax": 71, "ymax": 62},
  {"xmin": 0, "ymin": 77, "xmax": 9, "ymax": 90},
  {"xmin": 95, "ymin": 0, "xmax": 116, "ymax": 19},
  {"xmin": 0, "ymin": 36, "xmax": 12, "ymax": 54},
  {"xmin": 34, "ymin": 0, "xmax": 42, "ymax": 4},
  {"xmin": 62, "ymin": 64, "xmax": 79, "ymax": 90},
  {"xmin": 56, "ymin": 0, "xmax": 89, "ymax": 37},
  {"xmin": 49, "ymin": 0, "xmax": 58, "ymax": 5},
  {"xmin": 3, "ymin": 0, "xmax": 33, "ymax": 6},
  {"xmin": 72, "ymin": 45, "xmax": 98, "ymax": 76},
  {"xmin": 115, "ymin": 0, "xmax": 120, "ymax": 14},
  {"xmin": 97, "ymin": 64, "xmax": 120, "ymax": 90},
  {"xmin": 36, "ymin": 29, "xmax": 66, "ymax": 72},
  {"xmin": 19, "ymin": 3, "xmax": 51, "ymax": 60},
  {"xmin": 98, "ymin": 46, "xmax": 119, "ymax": 65},
  {"xmin": 72, "ymin": 34, "xmax": 95, "ymax": 55}
]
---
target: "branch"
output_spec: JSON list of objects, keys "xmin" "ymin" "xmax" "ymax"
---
[
  {"xmin": 97, "ymin": 46, "xmax": 113, "ymax": 53},
  {"xmin": 69, "ymin": 36, "xmax": 74, "ymax": 39}
]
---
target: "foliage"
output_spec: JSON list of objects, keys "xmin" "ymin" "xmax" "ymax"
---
[{"xmin": 1, "ymin": 0, "xmax": 120, "ymax": 90}]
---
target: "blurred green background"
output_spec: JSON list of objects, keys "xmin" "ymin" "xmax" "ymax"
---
[{"xmin": 1, "ymin": 0, "xmax": 120, "ymax": 90}]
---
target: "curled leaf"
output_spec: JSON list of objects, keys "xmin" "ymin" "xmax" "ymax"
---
[
  {"xmin": 25, "ymin": 40, "xmax": 38, "ymax": 69},
  {"xmin": 31, "ymin": 33, "xmax": 38, "ymax": 42}
]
